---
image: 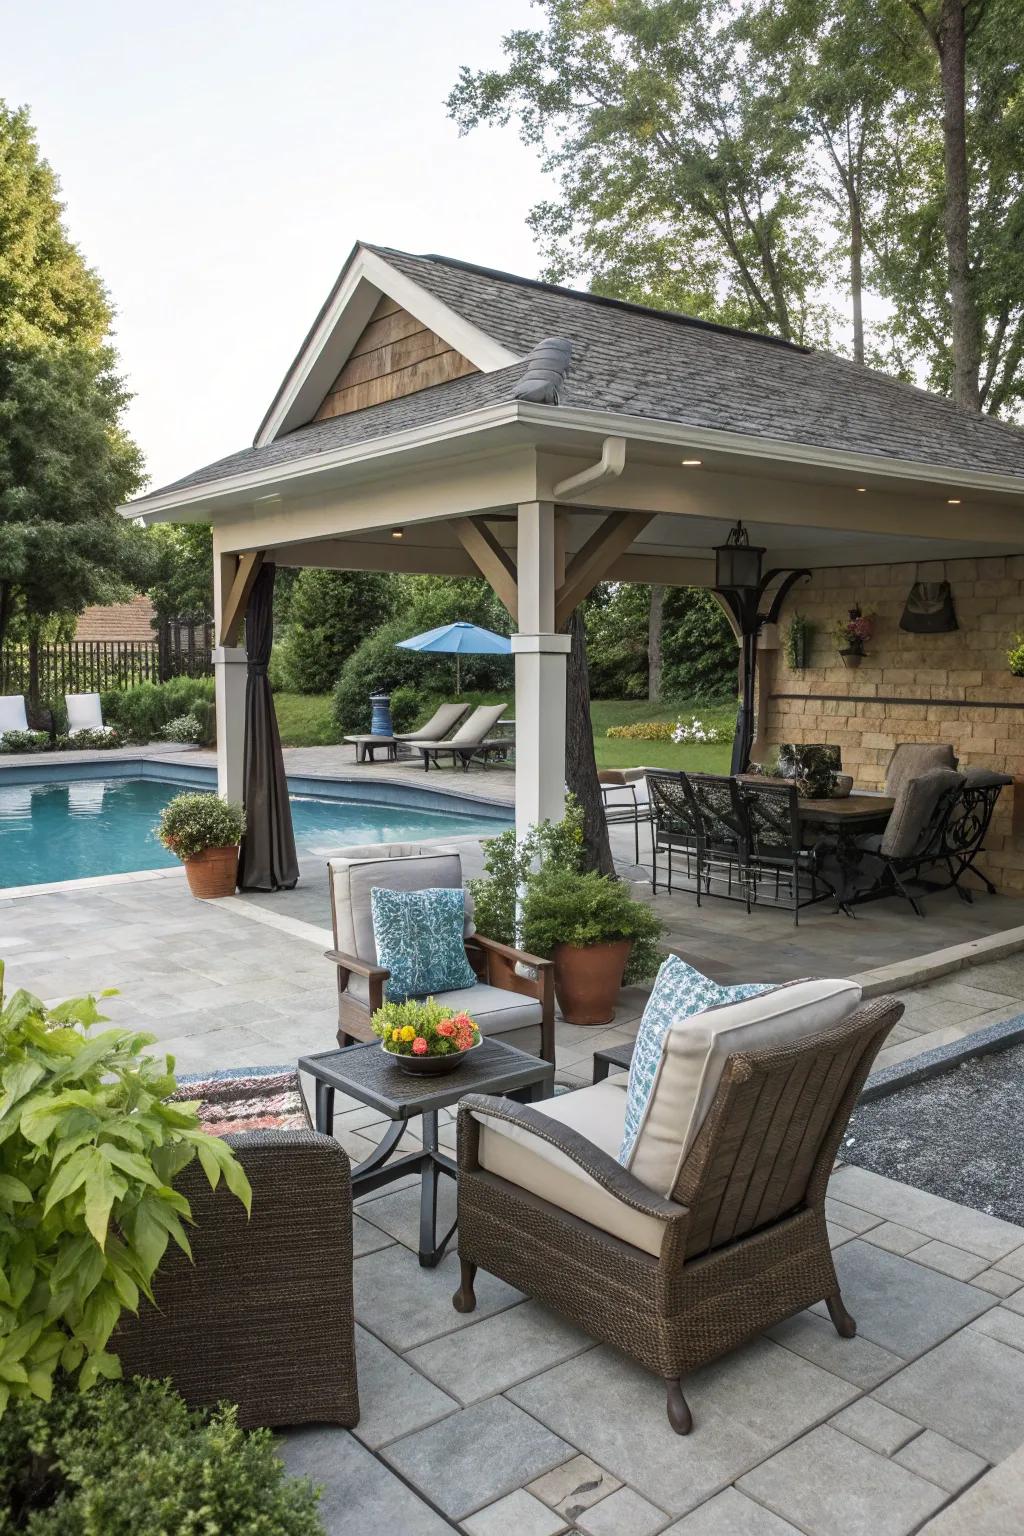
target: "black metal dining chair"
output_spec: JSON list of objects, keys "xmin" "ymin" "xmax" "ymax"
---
[{"xmin": 734, "ymin": 777, "xmax": 823, "ymax": 925}]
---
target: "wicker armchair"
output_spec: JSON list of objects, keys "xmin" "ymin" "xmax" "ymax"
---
[
  {"xmin": 452, "ymin": 983, "xmax": 901, "ymax": 1434},
  {"xmin": 114, "ymin": 1131, "xmax": 359, "ymax": 1429},
  {"xmin": 327, "ymin": 842, "xmax": 554, "ymax": 1064}
]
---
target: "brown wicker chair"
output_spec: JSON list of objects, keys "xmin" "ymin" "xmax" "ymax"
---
[
  {"xmin": 327, "ymin": 843, "xmax": 554, "ymax": 1065},
  {"xmin": 452, "ymin": 990, "xmax": 901, "ymax": 1434},
  {"xmin": 114, "ymin": 1131, "xmax": 359, "ymax": 1429}
]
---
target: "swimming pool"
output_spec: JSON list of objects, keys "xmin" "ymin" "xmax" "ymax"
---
[{"xmin": 0, "ymin": 776, "xmax": 511, "ymax": 889}]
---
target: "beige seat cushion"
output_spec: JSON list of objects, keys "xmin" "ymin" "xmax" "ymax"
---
[
  {"xmin": 626, "ymin": 977, "xmax": 863, "ymax": 1197},
  {"xmin": 328, "ymin": 845, "xmax": 474, "ymax": 1004},
  {"xmin": 428, "ymin": 982, "xmax": 541, "ymax": 1036},
  {"xmin": 473, "ymin": 1080, "xmax": 669, "ymax": 1256}
]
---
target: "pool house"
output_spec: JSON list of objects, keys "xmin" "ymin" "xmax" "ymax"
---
[{"xmin": 128, "ymin": 242, "xmax": 1024, "ymax": 891}]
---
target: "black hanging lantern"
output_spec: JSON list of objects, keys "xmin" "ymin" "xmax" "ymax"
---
[{"xmin": 714, "ymin": 520, "xmax": 765, "ymax": 591}]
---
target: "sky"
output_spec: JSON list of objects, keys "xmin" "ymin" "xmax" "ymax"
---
[{"xmin": 3, "ymin": 0, "xmax": 551, "ymax": 491}]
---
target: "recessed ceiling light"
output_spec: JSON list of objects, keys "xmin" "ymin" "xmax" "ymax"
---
[
  {"xmin": 391, "ymin": 527, "xmax": 404, "ymax": 539},
  {"xmin": 855, "ymin": 486, "xmax": 867, "ymax": 493},
  {"xmin": 681, "ymin": 458, "xmax": 703, "ymax": 467},
  {"xmin": 947, "ymin": 498, "xmax": 962, "ymax": 505}
]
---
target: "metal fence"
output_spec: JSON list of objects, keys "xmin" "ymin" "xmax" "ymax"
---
[{"xmin": 0, "ymin": 637, "xmax": 213, "ymax": 698}]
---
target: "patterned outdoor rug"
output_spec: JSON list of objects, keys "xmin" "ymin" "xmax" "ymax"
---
[{"xmin": 173, "ymin": 1065, "xmax": 309, "ymax": 1136}]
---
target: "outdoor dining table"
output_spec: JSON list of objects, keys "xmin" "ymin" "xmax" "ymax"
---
[{"xmin": 797, "ymin": 791, "xmax": 895, "ymax": 909}]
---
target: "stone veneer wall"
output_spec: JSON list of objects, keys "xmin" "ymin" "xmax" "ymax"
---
[{"xmin": 763, "ymin": 553, "xmax": 1024, "ymax": 894}]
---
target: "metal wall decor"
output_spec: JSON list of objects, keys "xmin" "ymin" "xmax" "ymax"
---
[{"xmin": 899, "ymin": 581, "xmax": 958, "ymax": 634}]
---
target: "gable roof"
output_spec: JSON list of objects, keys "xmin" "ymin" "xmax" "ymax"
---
[{"xmin": 138, "ymin": 241, "xmax": 1024, "ymax": 505}]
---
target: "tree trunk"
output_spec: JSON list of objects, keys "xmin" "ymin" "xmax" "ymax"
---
[
  {"xmin": 0, "ymin": 580, "xmax": 11, "ymax": 654},
  {"xmin": 850, "ymin": 197, "xmax": 865, "ymax": 365},
  {"xmin": 937, "ymin": 0, "xmax": 982, "ymax": 411},
  {"xmin": 648, "ymin": 584, "xmax": 665, "ymax": 702},
  {"xmin": 565, "ymin": 608, "xmax": 614, "ymax": 876},
  {"xmin": 28, "ymin": 631, "xmax": 40, "ymax": 715}
]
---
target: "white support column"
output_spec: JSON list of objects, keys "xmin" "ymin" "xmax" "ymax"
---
[
  {"xmin": 513, "ymin": 502, "xmax": 570, "ymax": 837},
  {"xmin": 213, "ymin": 646, "xmax": 247, "ymax": 802},
  {"xmin": 212, "ymin": 543, "xmax": 247, "ymax": 803}
]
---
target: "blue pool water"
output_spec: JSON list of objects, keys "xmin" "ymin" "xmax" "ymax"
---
[{"xmin": 0, "ymin": 777, "xmax": 510, "ymax": 889}]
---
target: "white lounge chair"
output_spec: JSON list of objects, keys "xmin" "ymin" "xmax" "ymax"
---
[
  {"xmin": 65, "ymin": 693, "xmax": 115, "ymax": 738},
  {"xmin": 0, "ymin": 695, "xmax": 30, "ymax": 736}
]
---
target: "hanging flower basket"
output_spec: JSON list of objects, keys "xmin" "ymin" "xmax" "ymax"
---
[
  {"xmin": 839, "ymin": 647, "xmax": 864, "ymax": 670},
  {"xmin": 833, "ymin": 606, "xmax": 875, "ymax": 668}
]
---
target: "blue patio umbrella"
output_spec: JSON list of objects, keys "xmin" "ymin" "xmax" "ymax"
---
[{"xmin": 397, "ymin": 621, "xmax": 511, "ymax": 695}]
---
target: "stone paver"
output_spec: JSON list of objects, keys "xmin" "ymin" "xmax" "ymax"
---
[
  {"xmin": 278, "ymin": 1427, "xmax": 451, "ymax": 1536},
  {"xmin": 874, "ymin": 1329, "xmax": 1024, "ymax": 1461},
  {"xmin": 820, "ymin": 1241, "xmax": 994, "ymax": 1359},
  {"xmin": 737, "ymin": 1424, "xmax": 947, "ymax": 1536},
  {"xmin": 918, "ymin": 1442, "xmax": 1024, "ymax": 1535},
  {"xmin": 971, "ymin": 1266, "xmax": 1022, "ymax": 1297},
  {"xmin": 860, "ymin": 1221, "xmax": 929, "ymax": 1256},
  {"xmin": 911, "ymin": 1240, "xmax": 991, "ymax": 1281},
  {"xmin": 462, "ymin": 1488, "xmax": 568, "ymax": 1536},
  {"xmin": 663, "ymin": 1488, "xmax": 803, "ymax": 1534},
  {"xmin": 893, "ymin": 1430, "xmax": 987, "ymax": 1495},
  {"xmin": 576, "ymin": 1486, "xmax": 668, "ymax": 1536},
  {"xmin": 829, "ymin": 1396, "xmax": 920, "ymax": 1455},
  {"xmin": 969, "ymin": 1304, "xmax": 1024, "ymax": 1354},
  {"xmin": 407, "ymin": 1299, "xmax": 593, "ymax": 1404},
  {"xmin": 527, "ymin": 1454, "xmax": 622, "ymax": 1521},
  {"xmin": 508, "ymin": 1338, "xmax": 856, "ymax": 1518},
  {"xmin": 766, "ymin": 1310, "xmax": 903, "ymax": 1389},
  {"xmin": 381, "ymin": 1396, "xmax": 572, "ymax": 1523},
  {"xmin": 829, "ymin": 1167, "xmax": 1024, "ymax": 1261},
  {"xmin": 350, "ymin": 1326, "xmax": 457, "ymax": 1450},
  {"xmin": 354, "ymin": 1244, "xmax": 521, "ymax": 1353}
]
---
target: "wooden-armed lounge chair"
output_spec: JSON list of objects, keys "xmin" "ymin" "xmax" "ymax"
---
[
  {"xmin": 416, "ymin": 702, "xmax": 510, "ymax": 772},
  {"xmin": 451, "ymin": 978, "xmax": 901, "ymax": 1434},
  {"xmin": 344, "ymin": 701, "xmax": 471, "ymax": 763}
]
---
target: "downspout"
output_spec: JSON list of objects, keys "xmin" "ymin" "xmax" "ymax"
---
[{"xmin": 552, "ymin": 436, "xmax": 627, "ymax": 500}]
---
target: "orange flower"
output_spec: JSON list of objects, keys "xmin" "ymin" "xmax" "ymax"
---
[
  {"xmin": 436, "ymin": 1019, "xmax": 455, "ymax": 1037},
  {"xmin": 412, "ymin": 1036, "xmax": 428, "ymax": 1055}
]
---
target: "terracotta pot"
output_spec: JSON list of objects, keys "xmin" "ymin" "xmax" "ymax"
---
[
  {"xmin": 552, "ymin": 939, "xmax": 633, "ymax": 1026},
  {"xmin": 183, "ymin": 844, "xmax": 239, "ymax": 899}
]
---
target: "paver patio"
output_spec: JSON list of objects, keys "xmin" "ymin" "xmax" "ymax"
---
[{"xmin": 3, "ymin": 746, "xmax": 1024, "ymax": 1529}]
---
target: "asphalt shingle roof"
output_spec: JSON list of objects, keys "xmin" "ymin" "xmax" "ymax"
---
[{"xmin": 142, "ymin": 243, "xmax": 1024, "ymax": 502}]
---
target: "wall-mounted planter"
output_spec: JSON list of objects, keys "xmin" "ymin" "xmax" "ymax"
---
[{"xmin": 839, "ymin": 649, "xmax": 865, "ymax": 669}]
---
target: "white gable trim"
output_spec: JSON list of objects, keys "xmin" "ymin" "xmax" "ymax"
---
[{"xmin": 255, "ymin": 246, "xmax": 520, "ymax": 447}]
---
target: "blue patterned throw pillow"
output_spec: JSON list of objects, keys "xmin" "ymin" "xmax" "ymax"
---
[
  {"xmin": 370, "ymin": 886, "xmax": 478, "ymax": 1003},
  {"xmin": 618, "ymin": 956, "xmax": 772, "ymax": 1166}
]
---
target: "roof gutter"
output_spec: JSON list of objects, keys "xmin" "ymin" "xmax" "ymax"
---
[{"xmin": 552, "ymin": 435, "xmax": 626, "ymax": 499}]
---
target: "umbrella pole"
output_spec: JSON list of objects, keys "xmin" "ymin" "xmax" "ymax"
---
[{"xmin": 456, "ymin": 655, "xmax": 461, "ymax": 695}]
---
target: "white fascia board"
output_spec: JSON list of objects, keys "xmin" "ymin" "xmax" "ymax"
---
[
  {"xmin": 256, "ymin": 247, "xmax": 520, "ymax": 447},
  {"xmin": 517, "ymin": 402, "xmax": 1024, "ymax": 500}
]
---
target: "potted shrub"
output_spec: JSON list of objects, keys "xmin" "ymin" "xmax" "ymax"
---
[
  {"xmin": 156, "ymin": 792, "xmax": 245, "ymax": 898},
  {"xmin": 520, "ymin": 865, "xmax": 664, "ymax": 1025}
]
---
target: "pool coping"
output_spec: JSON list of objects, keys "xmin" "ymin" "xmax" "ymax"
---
[
  {"xmin": 1, "ymin": 759, "xmax": 512, "ymax": 899},
  {"xmin": 861, "ymin": 1010, "xmax": 1024, "ymax": 1103}
]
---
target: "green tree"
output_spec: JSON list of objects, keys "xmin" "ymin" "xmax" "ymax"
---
[
  {"xmin": 0, "ymin": 344, "xmax": 147, "ymax": 662},
  {"xmin": 279, "ymin": 568, "xmax": 397, "ymax": 693},
  {"xmin": 448, "ymin": 0, "xmax": 825, "ymax": 341},
  {"xmin": 662, "ymin": 588, "xmax": 738, "ymax": 700},
  {"xmin": 146, "ymin": 523, "xmax": 213, "ymax": 624}
]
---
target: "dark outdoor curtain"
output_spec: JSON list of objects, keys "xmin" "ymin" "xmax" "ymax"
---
[{"xmin": 237, "ymin": 562, "xmax": 298, "ymax": 891}]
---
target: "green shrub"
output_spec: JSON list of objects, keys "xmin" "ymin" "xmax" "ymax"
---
[
  {"xmin": 156, "ymin": 792, "xmax": 244, "ymax": 860},
  {"xmin": 387, "ymin": 684, "xmax": 426, "ymax": 733},
  {"xmin": 468, "ymin": 798, "xmax": 586, "ymax": 948},
  {"xmin": 0, "ymin": 964, "xmax": 251, "ymax": 1413},
  {"xmin": 193, "ymin": 699, "xmax": 217, "ymax": 746},
  {"xmin": 0, "ymin": 730, "xmax": 49, "ymax": 753},
  {"xmin": 1008, "ymin": 636, "xmax": 1024, "ymax": 677},
  {"xmin": 57, "ymin": 729, "xmax": 122, "ymax": 751},
  {"xmin": 605, "ymin": 720, "xmax": 676, "ymax": 741},
  {"xmin": 100, "ymin": 679, "xmax": 214, "ymax": 743},
  {"xmin": 520, "ymin": 866, "xmax": 664, "ymax": 985},
  {"xmin": 279, "ymin": 569, "xmax": 397, "ymax": 694},
  {"xmin": 0, "ymin": 1378, "xmax": 324, "ymax": 1534},
  {"xmin": 161, "ymin": 714, "xmax": 202, "ymax": 744},
  {"xmin": 332, "ymin": 618, "xmax": 512, "ymax": 734}
]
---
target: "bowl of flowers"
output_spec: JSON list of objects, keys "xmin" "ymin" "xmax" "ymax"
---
[{"xmin": 372, "ymin": 997, "xmax": 482, "ymax": 1076}]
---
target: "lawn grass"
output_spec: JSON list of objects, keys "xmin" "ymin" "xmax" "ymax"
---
[{"xmin": 272, "ymin": 689, "xmax": 738, "ymax": 770}]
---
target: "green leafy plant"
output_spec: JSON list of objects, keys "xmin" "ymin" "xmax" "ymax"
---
[
  {"xmin": 0, "ymin": 730, "xmax": 48, "ymax": 753},
  {"xmin": 99, "ymin": 679, "xmax": 214, "ymax": 745},
  {"xmin": 371, "ymin": 998, "xmax": 480, "ymax": 1058},
  {"xmin": 156, "ymin": 793, "xmax": 244, "ymax": 861},
  {"xmin": 0, "ymin": 965, "xmax": 251, "ymax": 1413},
  {"xmin": 783, "ymin": 613, "xmax": 814, "ymax": 670},
  {"xmin": 468, "ymin": 796, "xmax": 586, "ymax": 947},
  {"xmin": 605, "ymin": 720, "xmax": 676, "ymax": 741},
  {"xmin": 520, "ymin": 866, "xmax": 664, "ymax": 985},
  {"xmin": 161, "ymin": 714, "xmax": 202, "ymax": 745},
  {"xmin": 1008, "ymin": 637, "xmax": 1024, "ymax": 677},
  {"xmin": 0, "ymin": 1377, "xmax": 323, "ymax": 1534},
  {"xmin": 55, "ymin": 729, "xmax": 122, "ymax": 752}
]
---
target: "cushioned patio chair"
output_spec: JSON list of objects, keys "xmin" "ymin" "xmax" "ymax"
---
[
  {"xmin": 65, "ymin": 691, "xmax": 115, "ymax": 737},
  {"xmin": 854, "ymin": 766, "xmax": 965, "ymax": 916},
  {"xmin": 416, "ymin": 703, "xmax": 510, "ymax": 772},
  {"xmin": 344, "ymin": 701, "xmax": 472, "ymax": 763},
  {"xmin": 114, "ymin": 1131, "xmax": 359, "ymax": 1429},
  {"xmin": 0, "ymin": 694, "xmax": 29, "ymax": 736},
  {"xmin": 326, "ymin": 841, "xmax": 554, "ymax": 1063},
  {"xmin": 884, "ymin": 742, "xmax": 957, "ymax": 798},
  {"xmin": 599, "ymin": 768, "xmax": 655, "ymax": 865},
  {"xmin": 452, "ymin": 979, "xmax": 901, "ymax": 1434}
]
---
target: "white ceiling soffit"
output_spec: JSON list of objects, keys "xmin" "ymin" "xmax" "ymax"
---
[{"xmin": 255, "ymin": 245, "xmax": 520, "ymax": 448}]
